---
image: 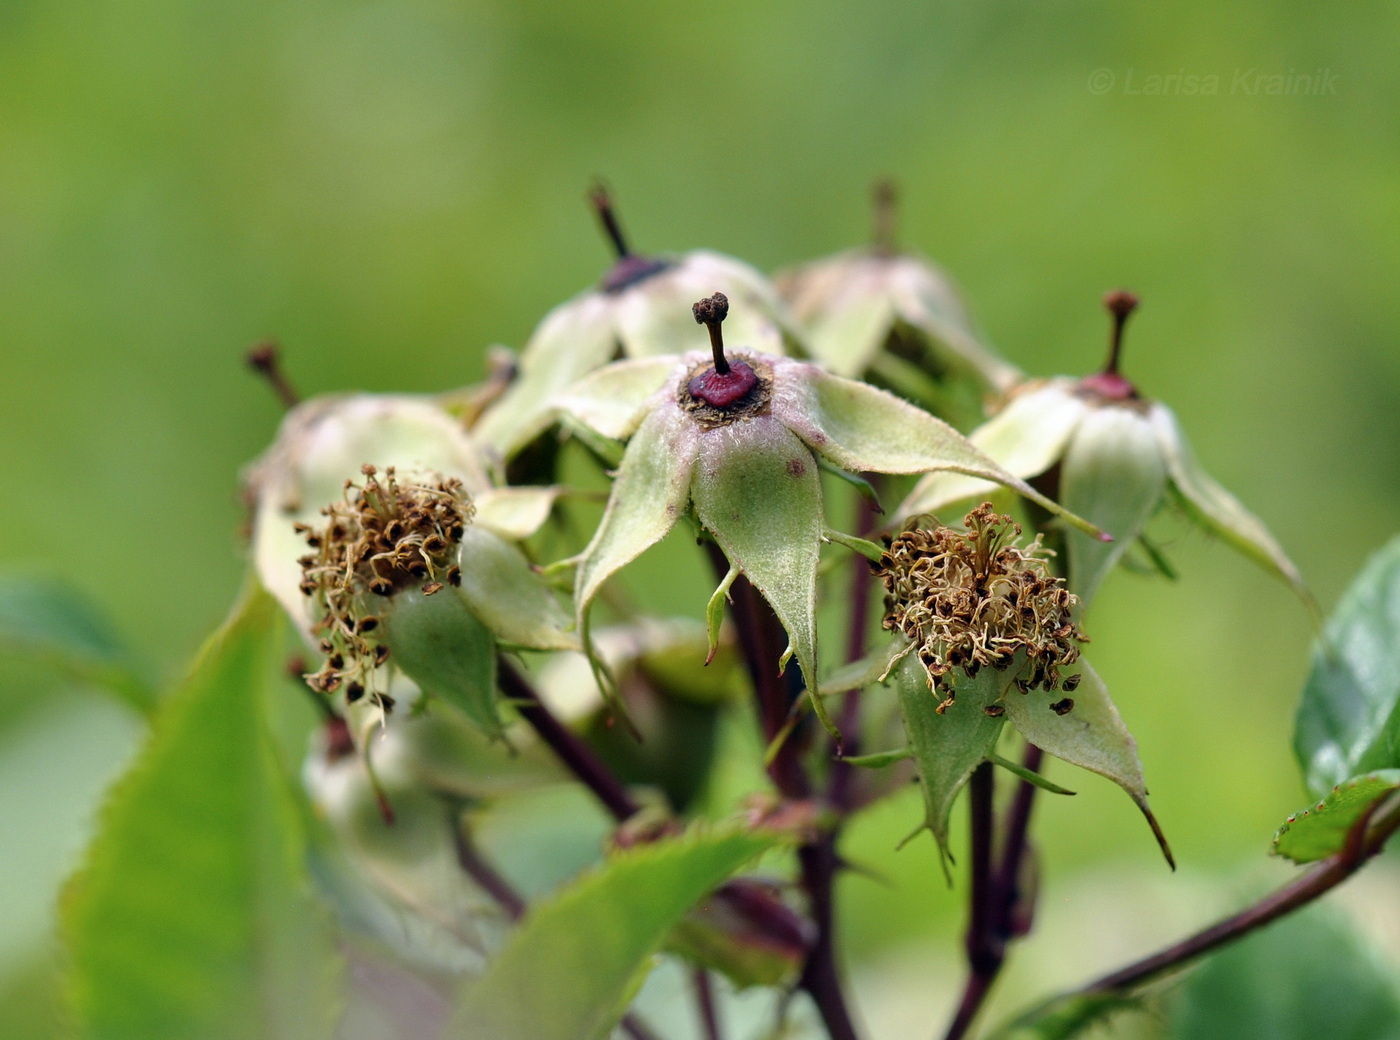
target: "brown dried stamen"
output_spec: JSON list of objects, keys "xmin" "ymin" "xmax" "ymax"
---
[
  {"xmin": 298, "ymin": 465, "xmax": 473, "ymax": 711},
  {"xmin": 874, "ymin": 503, "xmax": 1084, "ymax": 714}
]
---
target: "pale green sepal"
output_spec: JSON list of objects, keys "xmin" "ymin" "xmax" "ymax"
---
[
  {"xmin": 706, "ymin": 566, "xmax": 740, "ymax": 665},
  {"xmin": 575, "ymin": 407, "xmax": 696, "ymax": 716},
  {"xmin": 797, "ymin": 275, "xmax": 896, "ymax": 377},
  {"xmin": 820, "ymin": 637, "xmax": 907, "ymax": 697},
  {"xmin": 472, "ymin": 293, "xmax": 619, "ymax": 457},
  {"xmin": 1150, "ymin": 403, "xmax": 1311, "ymax": 607},
  {"xmin": 456, "ymin": 526, "xmax": 577, "ymax": 651},
  {"xmin": 823, "ymin": 527, "xmax": 885, "ymax": 562},
  {"xmin": 557, "ymin": 414, "xmax": 626, "ymax": 468},
  {"xmin": 841, "ymin": 747, "xmax": 915, "ymax": 769},
  {"xmin": 988, "ymin": 752, "xmax": 1077, "ymax": 795},
  {"xmin": 382, "ymin": 587, "xmax": 502, "ymax": 739},
  {"xmin": 689, "ymin": 417, "xmax": 832, "ymax": 738},
  {"xmin": 886, "ymin": 255, "xmax": 1022, "ymax": 392},
  {"xmin": 776, "ymin": 365, "xmax": 1104, "ymax": 539},
  {"xmin": 248, "ymin": 394, "xmax": 493, "ymax": 634},
  {"xmin": 576, "ymin": 406, "xmax": 696, "ymax": 629},
  {"xmin": 894, "ymin": 655, "xmax": 1009, "ymax": 874},
  {"xmin": 550, "ymin": 356, "xmax": 678, "ymax": 440},
  {"xmin": 472, "ymin": 486, "xmax": 562, "ymax": 541},
  {"xmin": 816, "ymin": 455, "xmax": 883, "ymax": 512},
  {"xmin": 1060, "ymin": 403, "xmax": 1168, "ymax": 606},
  {"xmin": 896, "ymin": 381, "xmax": 1084, "ymax": 521},
  {"xmin": 615, "ymin": 250, "xmax": 796, "ymax": 359},
  {"xmin": 1002, "ymin": 660, "xmax": 1174, "ymax": 868}
]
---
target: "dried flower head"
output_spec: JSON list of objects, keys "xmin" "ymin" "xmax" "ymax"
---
[
  {"xmin": 876, "ymin": 503, "xmax": 1084, "ymax": 713},
  {"xmin": 300, "ymin": 465, "xmax": 472, "ymax": 709}
]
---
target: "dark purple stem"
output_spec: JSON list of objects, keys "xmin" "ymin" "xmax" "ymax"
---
[
  {"xmin": 992, "ymin": 742, "xmax": 1043, "ymax": 936},
  {"xmin": 589, "ymin": 183, "xmax": 632, "ymax": 259},
  {"xmin": 694, "ymin": 967, "xmax": 723, "ymax": 1040},
  {"xmin": 829, "ymin": 477, "xmax": 882, "ymax": 811},
  {"xmin": 448, "ymin": 809, "xmax": 527, "ymax": 921},
  {"xmin": 1080, "ymin": 795, "xmax": 1400, "ymax": 996},
  {"xmin": 703, "ymin": 543, "xmax": 859, "ymax": 1040},
  {"xmin": 943, "ymin": 764, "xmax": 999, "ymax": 1040},
  {"xmin": 499, "ymin": 657, "xmax": 641, "ymax": 822}
]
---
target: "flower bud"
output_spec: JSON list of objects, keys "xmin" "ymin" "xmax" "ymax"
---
[
  {"xmin": 553, "ymin": 297, "xmax": 1103, "ymax": 742},
  {"xmin": 246, "ymin": 394, "xmax": 575, "ymax": 740},
  {"xmin": 474, "ymin": 249, "xmax": 800, "ymax": 461},
  {"xmin": 776, "ymin": 184, "xmax": 1019, "ymax": 418},
  {"xmin": 897, "ymin": 293, "xmax": 1309, "ymax": 608}
]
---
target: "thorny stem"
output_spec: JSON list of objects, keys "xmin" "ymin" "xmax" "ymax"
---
[
  {"xmin": 703, "ymin": 543, "xmax": 859, "ymax": 1040},
  {"xmin": 498, "ymin": 656, "xmax": 641, "ymax": 822},
  {"xmin": 1069, "ymin": 792, "xmax": 1400, "ymax": 999},
  {"xmin": 589, "ymin": 182, "xmax": 632, "ymax": 259},
  {"xmin": 246, "ymin": 339, "xmax": 300, "ymax": 409},
  {"xmin": 693, "ymin": 292, "xmax": 732, "ymax": 376},
  {"xmin": 1101, "ymin": 289, "xmax": 1139, "ymax": 377}
]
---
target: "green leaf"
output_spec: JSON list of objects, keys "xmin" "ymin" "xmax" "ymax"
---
[
  {"xmin": 61, "ymin": 586, "xmax": 342, "ymax": 1040},
  {"xmin": 985, "ymin": 992, "xmax": 1140, "ymax": 1040},
  {"xmin": 1003, "ymin": 660, "xmax": 1173, "ymax": 868},
  {"xmin": 448, "ymin": 826, "xmax": 778, "ymax": 1040},
  {"xmin": 1272, "ymin": 770, "xmax": 1400, "ymax": 863},
  {"xmin": 1060, "ymin": 404, "xmax": 1168, "ymax": 606},
  {"xmin": 1294, "ymin": 536, "xmax": 1400, "ymax": 796},
  {"xmin": 894, "ymin": 655, "xmax": 1007, "ymax": 871},
  {"xmin": 0, "ymin": 574, "xmax": 155, "ymax": 714},
  {"xmin": 690, "ymin": 417, "xmax": 830, "ymax": 738},
  {"xmin": 384, "ymin": 585, "xmax": 501, "ymax": 737},
  {"xmin": 1168, "ymin": 905, "xmax": 1400, "ymax": 1040}
]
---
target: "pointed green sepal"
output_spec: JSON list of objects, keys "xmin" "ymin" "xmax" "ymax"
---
[{"xmin": 1002, "ymin": 660, "xmax": 1174, "ymax": 869}]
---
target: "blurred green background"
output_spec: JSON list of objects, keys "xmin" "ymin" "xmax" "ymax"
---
[{"xmin": 4, "ymin": 0, "xmax": 1399, "ymax": 1035}]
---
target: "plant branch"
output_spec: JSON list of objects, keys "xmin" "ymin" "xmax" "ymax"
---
[
  {"xmin": 829, "ymin": 477, "xmax": 882, "ymax": 813},
  {"xmin": 943, "ymin": 763, "xmax": 1000, "ymax": 1040},
  {"xmin": 445, "ymin": 804, "xmax": 662, "ymax": 1040},
  {"xmin": 703, "ymin": 542, "xmax": 859, "ymax": 1040},
  {"xmin": 693, "ymin": 967, "xmax": 723, "ymax": 1040},
  {"xmin": 1075, "ymin": 792, "xmax": 1400, "ymax": 997},
  {"xmin": 447, "ymin": 806, "xmax": 527, "ymax": 921},
  {"xmin": 992, "ymin": 742, "xmax": 1043, "ymax": 940},
  {"xmin": 498, "ymin": 656, "xmax": 641, "ymax": 822}
]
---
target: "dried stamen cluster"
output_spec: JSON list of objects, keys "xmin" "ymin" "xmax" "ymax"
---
[
  {"xmin": 298, "ymin": 464, "xmax": 472, "ymax": 708},
  {"xmin": 875, "ymin": 503, "xmax": 1084, "ymax": 714}
]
